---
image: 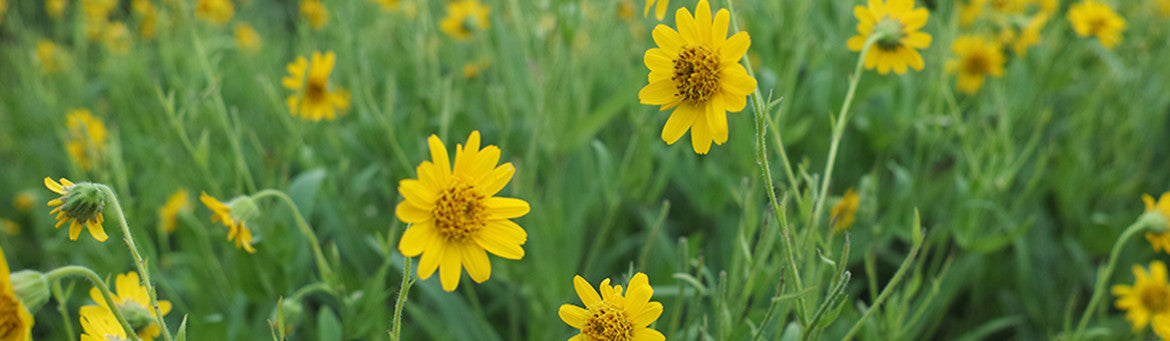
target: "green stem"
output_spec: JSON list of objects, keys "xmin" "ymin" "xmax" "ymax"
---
[
  {"xmin": 51, "ymin": 279, "xmax": 76, "ymax": 340},
  {"xmin": 842, "ymin": 226, "xmax": 923, "ymax": 341},
  {"xmin": 390, "ymin": 255, "xmax": 414, "ymax": 341},
  {"xmin": 251, "ymin": 189, "xmax": 337, "ymax": 286},
  {"xmin": 100, "ymin": 185, "xmax": 174, "ymax": 341},
  {"xmin": 1074, "ymin": 212, "xmax": 1162, "ymax": 337},
  {"xmin": 46, "ymin": 266, "xmax": 141, "ymax": 341},
  {"xmin": 189, "ymin": 28, "xmax": 257, "ymax": 193}
]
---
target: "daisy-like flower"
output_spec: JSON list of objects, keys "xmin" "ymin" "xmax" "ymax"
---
[
  {"xmin": 234, "ymin": 23, "xmax": 262, "ymax": 53},
  {"xmin": 946, "ymin": 35, "xmax": 1005, "ymax": 95},
  {"xmin": 830, "ymin": 188, "xmax": 860, "ymax": 232},
  {"xmin": 47, "ymin": 0, "xmax": 66, "ymax": 20},
  {"xmin": 847, "ymin": 0, "xmax": 932, "ymax": 75},
  {"xmin": 282, "ymin": 51, "xmax": 351, "ymax": 121},
  {"xmin": 158, "ymin": 189, "xmax": 189, "ymax": 234},
  {"xmin": 1067, "ymin": 0, "xmax": 1126, "ymax": 49},
  {"xmin": 300, "ymin": 0, "xmax": 329, "ymax": 29},
  {"xmin": 1143, "ymin": 193, "xmax": 1170, "ymax": 253},
  {"xmin": 86, "ymin": 272, "xmax": 171, "ymax": 340},
  {"xmin": 195, "ymin": 0, "xmax": 233, "ymax": 25},
  {"xmin": 439, "ymin": 0, "xmax": 490, "ymax": 41},
  {"xmin": 637, "ymin": 0, "xmax": 757, "ymax": 155},
  {"xmin": 200, "ymin": 192, "xmax": 257, "ymax": 253},
  {"xmin": 65, "ymin": 109, "xmax": 108, "ymax": 171},
  {"xmin": 643, "ymin": 0, "xmax": 668, "ymax": 20},
  {"xmin": 79, "ymin": 305, "xmax": 126, "ymax": 341},
  {"xmin": 0, "ymin": 244, "xmax": 34, "ymax": 341},
  {"xmin": 35, "ymin": 40, "xmax": 63, "ymax": 74},
  {"xmin": 45, "ymin": 177, "xmax": 108, "ymax": 242},
  {"xmin": 558, "ymin": 273, "xmax": 664, "ymax": 341},
  {"xmin": 396, "ymin": 131, "xmax": 529, "ymax": 292},
  {"xmin": 1113, "ymin": 260, "xmax": 1170, "ymax": 331}
]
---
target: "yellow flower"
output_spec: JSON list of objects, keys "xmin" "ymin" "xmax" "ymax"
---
[
  {"xmin": 396, "ymin": 131, "xmax": 529, "ymax": 292},
  {"xmin": 195, "ymin": 0, "xmax": 234, "ymax": 25},
  {"xmin": 79, "ymin": 305, "xmax": 125, "ymax": 341},
  {"xmin": 0, "ymin": 244, "xmax": 34, "ymax": 341},
  {"xmin": 830, "ymin": 188, "xmax": 860, "ymax": 232},
  {"xmin": 14, "ymin": 192, "xmax": 35, "ymax": 213},
  {"xmin": 846, "ymin": 0, "xmax": 932, "ymax": 75},
  {"xmin": 102, "ymin": 22, "xmax": 132, "ymax": 54},
  {"xmin": 47, "ymin": 0, "xmax": 67, "ymax": 20},
  {"xmin": 643, "ymin": 0, "xmax": 668, "ymax": 20},
  {"xmin": 1144, "ymin": 193, "xmax": 1170, "ymax": 253},
  {"xmin": 462, "ymin": 60, "xmax": 491, "ymax": 79},
  {"xmin": 945, "ymin": 35, "xmax": 1005, "ymax": 95},
  {"xmin": 36, "ymin": 40, "xmax": 63, "ymax": 74},
  {"xmin": 45, "ymin": 177, "xmax": 108, "ymax": 242},
  {"xmin": 1113, "ymin": 261, "xmax": 1170, "ymax": 331},
  {"xmin": 65, "ymin": 109, "xmax": 108, "ymax": 171},
  {"xmin": 200, "ymin": 192, "xmax": 257, "ymax": 253},
  {"xmin": 132, "ymin": 0, "xmax": 158, "ymax": 40},
  {"xmin": 439, "ymin": 0, "xmax": 490, "ymax": 41},
  {"xmin": 958, "ymin": 0, "xmax": 986, "ymax": 26},
  {"xmin": 158, "ymin": 189, "xmax": 189, "ymax": 234},
  {"xmin": 0, "ymin": 0, "xmax": 6, "ymax": 24},
  {"xmin": 558, "ymin": 273, "xmax": 664, "ymax": 341},
  {"xmin": 1160, "ymin": 0, "xmax": 1170, "ymax": 17},
  {"xmin": 300, "ymin": 0, "xmax": 329, "ymax": 29},
  {"xmin": 1010, "ymin": 13, "xmax": 1049, "ymax": 55},
  {"xmin": 87, "ymin": 272, "xmax": 171, "ymax": 340},
  {"xmin": 82, "ymin": 0, "xmax": 116, "ymax": 41},
  {"xmin": 637, "ymin": 0, "xmax": 757, "ymax": 155},
  {"xmin": 0, "ymin": 219, "xmax": 18, "ymax": 236},
  {"xmin": 373, "ymin": 0, "xmax": 398, "ymax": 11},
  {"xmin": 1067, "ymin": 0, "xmax": 1126, "ymax": 49},
  {"xmin": 282, "ymin": 51, "xmax": 351, "ymax": 121},
  {"xmin": 234, "ymin": 23, "xmax": 262, "ymax": 53}
]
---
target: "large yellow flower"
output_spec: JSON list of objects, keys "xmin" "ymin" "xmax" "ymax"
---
[
  {"xmin": 1143, "ymin": 193, "xmax": 1170, "ymax": 253},
  {"xmin": 1067, "ymin": 0, "xmax": 1126, "ymax": 49},
  {"xmin": 558, "ymin": 273, "xmax": 664, "ymax": 341},
  {"xmin": 846, "ymin": 0, "xmax": 932, "ymax": 75},
  {"xmin": 282, "ymin": 51, "xmax": 351, "ymax": 122},
  {"xmin": 946, "ymin": 35, "xmax": 1005, "ymax": 95},
  {"xmin": 79, "ymin": 305, "xmax": 125, "ymax": 341},
  {"xmin": 1113, "ymin": 261, "xmax": 1170, "ymax": 331},
  {"xmin": 87, "ymin": 272, "xmax": 172, "ymax": 340},
  {"xmin": 45, "ymin": 177, "xmax": 108, "ymax": 242},
  {"xmin": 65, "ymin": 109, "xmax": 108, "ymax": 171},
  {"xmin": 396, "ymin": 131, "xmax": 529, "ymax": 292},
  {"xmin": 195, "ymin": 0, "xmax": 233, "ymax": 25},
  {"xmin": 158, "ymin": 189, "xmax": 189, "ymax": 234},
  {"xmin": 0, "ymin": 244, "xmax": 34, "ymax": 341},
  {"xmin": 439, "ymin": 0, "xmax": 490, "ymax": 41},
  {"xmin": 637, "ymin": 0, "xmax": 757, "ymax": 155},
  {"xmin": 200, "ymin": 192, "xmax": 257, "ymax": 253}
]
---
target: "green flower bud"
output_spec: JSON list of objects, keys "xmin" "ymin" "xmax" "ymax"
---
[
  {"xmin": 227, "ymin": 196, "xmax": 261, "ymax": 223},
  {"xmin": 10, "ymin": 270, "xmax": 49, "ymax": 313}
]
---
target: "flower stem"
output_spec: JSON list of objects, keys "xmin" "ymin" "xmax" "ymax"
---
[
  {"xmin": 51, "ymin": 277, "xmax": 76, "ymax": 340},
  {"xmin": 389, "ymin": 255, "xmax": 414, "ymax": 341},
  {"xmin": 1074, "ymin": 212, "xmax": 1162, "ymax": 337},
  {"xmin": 99, "ymin": 185, "xmax": 173, "ymax": 341},
  {"xmin": 251, "ymin": 189, "xmax": 337, "ymax": 287},
  {"xmin": 46, "ymin": 265, "xmax": 142, "ymax": 341},
  {"xmin": 842, "ymin": 216, "xmax": 924, "ymax": 341}
]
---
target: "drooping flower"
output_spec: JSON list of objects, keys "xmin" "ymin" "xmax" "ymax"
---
[
  {"xmin": 234, "ymin": 23, "xmax": 262, "ymax": 52},
  {"xmin": 79, "ymin": 305, "xmax": 125, "ymax": 341},
  {"xmin": 439, "ymin": 0, "xmax": 490, "ymax": 41},
  {"xmin": 1067, "ymin": 0, "xmax": 1126, "ymax": 49},
  {"xmin": 44, "ymin": 177, "xmax": 108, "ymax": 242},
  {"xmin": 558, "ymin": 273, "xmax": 664, "ymax": 341},
  {"xmin": 1113, "ymin": 261, "xmax": 1170, "ymax": 331},
  {"xmin": 643, "ymin": 0, "xmax": 668, "ymax": 20},
  {"xmin": 0, "ymin": 244, "xmax": 34, "ymax": 341},
  {"xmin": 830, "ymin": 188, "xmax": 860, "ymax": 232},
  {"xmin": 300, "ymin": 0, "xmax": 329, "ymax": 29},
  {"xmin": 396, "ymin": 131, "xmax": 529, "ymax": 291},
  {"xmin": 200, "ymin": 192, "xmax": 257, "ymax": 253},
  {"xmin": 946, "ymin": 35, "xmax": 1005, "ymax": 95},
  {"xmin": 158, "ymin": 189, "xmax": 189, "ymax": 234},
  {"xmin": 195, "ymin": 0, "xmax": 234, "ymax": 25},
  {"xmin": 282, "ymin": 51, "xmax": 351, "ymax": 121},
  {"xmin": 1143, "ymin": 193, "xmax": 1170, "ymax": 253},
  {"xmin": 637, "ymin": 0, "xmax": 757, "ymax": 155},
  {"xmin": 65, "ymin": 108, "xmax": 108, "ymax": 171},
  {"xmin": 847, "ymin": 0, "xmax": 932, "ymax": 75},
  {"xmin": 87, "ymin": 272, "xmax": 171, "ymax": 340}
]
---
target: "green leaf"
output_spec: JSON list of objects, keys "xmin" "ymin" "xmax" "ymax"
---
[
  {"xmin": 175, "ymin": 315, "xmax": 189, "ymax": 341},
  {"xmin": 317, "ymin": 306, "xmax": 342, "ymax": 340},
  {"xmin": 288, "ymin": 168, "xmax": 327, "ymax": 218}
]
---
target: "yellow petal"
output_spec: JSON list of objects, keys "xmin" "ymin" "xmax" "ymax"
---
[
  {"xmin": 675, "ymin": 6, "xmax": 699, "ymax": 42},
  {"xmin": 417, "ymin": 243, "xmax": 443, "ymax": 280},
  {"xmin": 438, "ymin": 245, "xmax": 462, "ymax": 291},
  {"xmin": 718, "ymin": 63, "xmax": 756, "ymax": 96},
  {"xmin": 640, "ymin": 79, "xmax": 680, "ymax": 105},
  {"xmin": 87, "ymin": 221, "xmax": 108, "ymax": 242},
  {"xmin": 693, "ymin": 0, "xmax": 712, "ymax": 45},
  {"xmin": 69, "ymin": 220, "xmax": 84, "ymax": 240},
  {"xmin": 44, "ymin": 177, "xmax": 65, "ymax": 194},
  {"xmin": 634, "ymin": 328, "xmax": 666, "ymax": 341},
  {"xmin": 719, "ymin": 31, "xmax": 750, "ymax": 67},
  {"xmin": 706, "ymin": 97, "xmax": 729, "ymax": 145},
  {"xmin": 651, "ymin": 25, "xmax": 684, "ymax": 55},
  {"xmin": 690, "ymin": 108, "xmax": 713, "ymax": 154},
  {"xmin": 428, "ymin": 135, "xmax": 452, "ymax": 178},
  {"xmin": 398, "ymin": 179, "xmax": 437, "ymax": 207},
  {"xmin": 461, "ymin": 245, "xmax": 491, "ymax": 283},
  {"xmin": 395, "ymin": 201, "xmax": 432, "ymax": 224},
  {"xmin": 573, "ymin": 275, "xmax": 602, "ymax": 307},
  {"xmin": 485, "ymin": 197, "xmax": 530, "ymax": 219},
  {"xmin": 662, "ymin": 104, "xmax": 699, "ymax": 145},
  {"xmin": 398, "ymin": 221, "xmax": 438, "ymax": 257},
  {"xmin": 632, "ymin": 302, "xmax": 665, "ymax": 328},
  {"xmin": 474, "ymin": 220, "xmax": 526, "ymax": 259},
  {"xmin": 475, "ymin": 163, "xmax": 516, "ymax": 198},
  {"xmin": 558, "ymin": 304, "xmax": 589, "ymax": 329}
]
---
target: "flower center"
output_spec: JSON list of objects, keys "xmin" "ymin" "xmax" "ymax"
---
[
  {"xmin": 306, "ymin": 77, "xmax": 327, "ymax": 103},
  {"xmin": 1141, "ymin": 285, "xmax": 1169, "ymax": 312},
  {"xmin": 0, "ymin": 294, "xmax": 24, "ymax": 338},
  {"xmin": 1087, "ymin": 17, "xmax": 1108, "ymax": 35},
  {"xmin": 873, "ymin": 16, "xmax": 905, "ymax": 51},
  {"xmin": 433, "ymin": 181, "xmax": 488, "ymax": 241},
  {"xmin": 583, "ymin": 302, "xmax": 634, "ymax": 341},
  {"xmin": 962, "ymin": 52, "xmax": 990, "ymax": 75},
  {"xmin": 672, "ymin": 45, "xmax": 721, "ymax": 105}
]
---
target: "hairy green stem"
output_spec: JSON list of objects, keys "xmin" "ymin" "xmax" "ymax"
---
[
  {"xmin": 46, "ymin": 266, "xmax": 141, "ymax": 341},
  {"xmin": 842, "ymin": 227, "xmax": 924, "ymax": 340},
  {"xmin": 390, "ymin": 255, "xmax": 414, "ymax": 341},
  {"xmin": 100, "ymin": 185, "xmax": 173, "ymax": 341}
]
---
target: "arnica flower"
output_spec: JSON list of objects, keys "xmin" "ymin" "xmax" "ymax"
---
[
  {"xmin": 558, "ymin": 273, "xmax": 664, "ymax": 341},
  {"xmin": 830, "ymin": 188, "xmax": 860, "ymax": 232},
  {"xmin": 1143, "ymin": 193, "xmax": 1170, "ymax": 253},
  {"xmin": 35, "ymin": 40, "xmax": 62, "ymax": 74},
  {"xmin": 637, "ymin": 0, "xmax": 757, "ymax": 155},
  {"xmin": 47, "ymin": 0, "xmax": 67, "ymax": 20},
  {"xmin": 1067, "ymin": 0, "xmax": 1126, "ymax": 49},
  {"xmin": 200, "ymin": 192, "xmax": 257, "ymax": 253},
  {"xmin": 195, "ymin": 0, "xmax": 234, "ymax": 25},
  {"xmin": 158, "ymin": 189, "xmax": 189, "ymax": 234},
  {"xmin": 65, "ymin": 109, "xmax": 108, "ymax": 171},
  {"xmin": 0, "ymin": 244, "xmax": 34, "ymax": 341},
  {"xmin": 643, "ymin": 0, "xmax": 668, "ymax": 20},
  {"xmin": 45, "ymin": 177, "xmax": 108, "ymax": 242},
  {"xmin": 439, "ymin": 0, "xmax": 490, "ymax": 41},
  {"xmin": 847, "ymin": 0, "xmax": 932, "ymax": 75},
  {"xmin": 102, "ymin": 22, "xmax": 132, "ymax": 54},
  {"xmin": 946, "ymin": 35, "xmax": 1005, "ymax": 95},
  {"xmin": 300, "ymin": 0, "xmax": 329, "ymax": 29},
  {"xmin": 87, "ymin": 272, "xmax": 172, "ymax": 340},
  {"xmin": 282, "ymin": 51, "xmax": 351, "ymax": 122},
  {"xmin": 79, "ymin": 305, "xmax": 125, "ymax": 341},
  {"xmin": 1112, "ymin": 260, "xmax": 1170, "ymax": 331},
  {"xmin": 396, "ymin": 131, "xmax": 529, "ymax": 292},
  {"xmin": 234, "ymin": 23, "xmax": 262, "ymax": 53},
  {"xmin": 132, "ymin": 0, "xmax": 158, "ymax": 40}
]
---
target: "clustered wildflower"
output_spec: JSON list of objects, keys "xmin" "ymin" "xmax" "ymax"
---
[{"xmin": 559, "ymin": 273, "xmax": 664, "ymax": 341}]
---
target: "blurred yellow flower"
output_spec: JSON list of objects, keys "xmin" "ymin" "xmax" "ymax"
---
[
  {"xmin": 14, "ymin": 192, "xmax": 35, "ymax": 212},
  {"xmin": 234, "ymin": 23, "xmax": 262, "ymax": 52},
  {"xmin": 45, "ymin": 177, "xmax": 108, "ymax": 242},
  {"xmin": 47, "ymin": 0, "xmax": 67, "ymax": 20},
  {"xmin": 102, "ymin": 21, "xmax": 132, "ymax": 54},
  {"xmin": 0, "ymin": 0, "xmax": 6, "ymax": 24},
  {"xmin": 87, "ymin": 272, "xmax": 171, "ymax": 340},
  {"xmin": 847, "ymin": 0, "xmax": 932, "ymax": 75},
  {"xmin": 946, "ymin": 35, "xmax": 1004, "ymax": 95},
  {"xmin": 195, "ymin": 0, "xmax": 234, "ymax": 25},
  {"xmin": 82, "ymin": 0, "xmax": 117, "ymax": 41},
  {"xmin": 559, "ymin": 273, "xmax": 664, "ymax": 341},
  {"xmin": 79, "ymin": 305, "xmax": 125, "ymax": 341},
  {"xmin": 637, "ymin": 0, "xmax": 757, "ymax": 155},
  {"xmin": 0, "ymin": 219, "xmax": 17, "ymax": 236},
  {"xmin": 1010, "ymin": 13, "xmax": 1049, "ymax": 55},
  {"xmin": 200, "ymin": 192, "xmax": 257, "ymax": 253},
  {"xmin": 439, "ymin": 0, "xmax": 489, "ymax": 41},
  {"xmin": 462, "ymin": 60, "xmax": 490, "ymax": 78},
  {"xmin": 1113, "ymin": 260, "xmax": 1170, "ymax": 331},
  {"xmin": 643, "ymin": 0, "xmax": 668, "ymax": 20},
  {"xmin": 65, "ymin": 109, "xmax": 108, "ymax": 171},
  {"xmin": 282, "ymin": 51, "xmax": 351, "ymax": 121},
  {"xmin": 158, "ymin": 189, "xmax": 189, "ymax": 234},
  {"xmin": 132, "ymin": 0, "xmax": 158, "ymax": 40},
  {"xmin": 1068, "ymin": 0, "xmax": 1126, "ymax": 49},
  {"xmin": 1144, "ymin": 193, "xmax": 1170, "ymax": 253},
  {"xmin": 958, "ymin": 0, "xmax": 986, "ymax": 26},
  {"xmin": 300, "ymin": 0, "xmax": 329, "ymax": 29},
  {"xmin": 1160, "ymin": 0, "xmax": 1170, "ymax": 17},
  {"xmin": 830, "ymin": 188, "xmax": 860, "ymax": 232},
  {"xmin": 396, "ymin": 131, "xmax": 529, "ymax": 292},
  {"xmin": 35, "ymin": 40, "xmax": 63, "ymax": 74},
  {"xmin": 0, "ymin": 244, "xmax": 34, "ymax": 341},
  {"xmin": 373, "ymin": 0, "xmax": 398, "ymax": 11}
]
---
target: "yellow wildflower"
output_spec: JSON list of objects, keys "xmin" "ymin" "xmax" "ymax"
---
[
  {"xmin": 282, "ymin": 51, "xmax": 351, "ymax": 121},
  {"xmin": 44, "ymin": 177, "xmax": 108, "ymax": 242},
  {"xmin": 102, "ymin": 22, "xmax": 132, "ymax": 54},
  {"xmin": 1067, "ymin": 0, "xmax": 1126, "ymax": 49},
  {"xmin": 439, "ymin": 0, "xmax": 490, "ymax": 41},
  {"xmin": 1011, "ymin": 13, "xmax": 1049, "ymax": 55},
  {"xmin": 47, "ymin": 0, "xmax": 67, "ymax": 20},
  {"xmin": 559, "ymin": 273, "xmax": 664, "ymax": 341},
  {"xmin": 0, "ymin": 219, "xmax": 17, "ymax": 236},
  {"xmin": 847, "ymin": 0, "xmax": 932, "ymax": 75},
  {"xmin": 300, "ymin": 0, "xmax": 329, "ymax": 29},
  {"xmin": 195, "ymin": 0, "xmax": 234, "ymax": 25},
  {"xmin": 830, "ymin": 188, "xmax": 860, "ymax": 232},
  {"xmin": 14, "ymin": 192, "xmax": 35, "ymax": 213},
  {"xmin": 35, "ymin": 40, "xmax": 62, "ymax": 74},
  {"xmin": 79, "ymin": 305, "xmax": 125, "ymax": 341},
  {"xmin": 1113, "ymin": 261, "xmax": 1170, "ymax": 331},
  {"xmin": 234, "ymin": 23, "xmax": 262, "ymax": 53},
  {"xmin": 373, "ymin": 0, "xmax": 398, "ymax": 11},
  {"xmin": 1144, "ymin": 193, "xmax": 1170, "ymax": 253},
  {"xmin": 65, "ymin": 109, "xmax": 108, "ymax": 171},
  {"xmin": 132, "ymin": 0, "xmax": 158, "ymax": 40},
  {"xmin": 158, "ymin": 189, "xmax": 189, "ymax": 234},
  {"xmin": 87, "ymin": 272, "xmax": 171, "ymax": 340},
  {"xmin": 200, "ymin": 192, "xmax": 257, "ymax": 253},
  {"xmin": 946, "ymin": 35, "xmax": 1005, "ymax": 95}
]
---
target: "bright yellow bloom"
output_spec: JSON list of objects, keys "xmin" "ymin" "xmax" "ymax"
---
[
  {"xmin": 282, "ymin": 51, "xmax": 351, "ymax": 121},
  {"xmin": 1113, "ymin": 261, "xmax": 1170, "ymax": 331},
  {"xmin": 396, "ymin": 131, "xmax": 529, "ymax": 292},
  {"xmin": 200, "ymin": 192, "xmax": 257, "ymax": 253},
  {"xmin": 234, "ymin": 23, "xmax": 262, "ymax": 53},
  {"xmin": 35, "ymin": 40, "xmax": 62, "ymax": 74},
  {"xmin": 439, "ymin": 0, "xmax": 490, "ymax": 41},
  {"xmin": 45, "ymin": 177, "xmax": 108, "ymax": 242},
  {"xmin": 300, "ymin": 0, "xmax": 329, "ymax": 29},
  {"xmin": 637, "ymin": 0, "xmax": 756, "ymax": 155},
  {"xmin": 643, "ymin": 0, "xmax": 668, "ymax": 20},
  {"xmin": 1067, "ymin": 0, "xmax": 1126, "ymax": 49},
  {"xmin": 65, "ymin": 109, "xmax": 108, "ymax": 171},
  {"xmin": 462, "ymin": 60, "xmax": 491, "ymax": 79},
  {"xmin": 847, "ymin": 0, "xmax": 932, "ymax": 75},
  {"xmin": 132, "ymin": 0, "xmax": 158, "ymax": 40},
  {"xmin": 1144, "ymin": 193, "xmax": 1170, "ymax": 253},
  {"xmin": 0, "ymin": 244, "xmax": 34, "ymax": 341},
  {"xmin": 946, "ymin": 35, "xmax": 1005, "ymax": 95},
  {"xmin": 0, "ymin": 219, "xmax": 17, "ymax": 236},
  {"xmin": 102, "ymin": 22, "xmax": 132, "ymax": 54},
  {"xmin": 195, "ymin": 0, "xmax": 234, "ymax": 25},
  {"xmin": 373, "ymin": 0, "xmax": 398, "ymax": 11},
  {"xmin": 82, "ymin": 0, "xmax": 116, "ymax": 41},
  {"xmin": 79, "ymin": 305, "xmax": 125, "ymax": 341},
  {"xmin": 830, "ymin": 188, "xmax": 860, "ymax": 232},
  {"xmin": 47, "ymin": 0, "xmax": 67, "ymax": 20},
  {"xmin": 158, "ymin": 189, "xmax": 189, "ymax": 234},
  {"xmin": 86, "ymin": 272, "xmax": 171, "ymax": 340},
  {"xmin": 559, "ymin": 273, "xmax": 664, "ymax": 341}
]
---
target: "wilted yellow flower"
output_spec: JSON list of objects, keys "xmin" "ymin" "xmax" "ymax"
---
[
  {"xmin": 946, "ymin": 35, "xmax": 1004, "ymax": 95},
  {"xmin": 47, "ymin": 0, "xmax": 67, "ymax": 20},
  {"xmin": 559, "ymin": 273, "xmax": 664, "ymax": 341},
  {"xmin": 847, "ymin": 0, "xmax": 932, "ymax": 75},
  {"xmin": 79, "ymin": 305, "xmax": 125, "ymax": 341},
  {"xmin": 44, "ymin": 177, "xmax": 108, "ymax": 242},
  {"xmin": 637, "ymin": 0, "xmax": 757, "ymax": 155},
  {"xmin": 396, "ymin": 131, "xmax": 529, "ymax": 292},
  {"xmin": 1068, "ymin": 0, "xmax": 1126, "ymax": 49},
  {"xmin": 35, "ymin": 40, "xmax": 63, "ymax": 74},
  {"xmin": 195, "ymin": 0, "xmax": 234, "ymax": 25},
  {"xmin": 87, "ymin": 272, "xmax": 172, "ymax": 340},
  {"xmin": 102, "ymin": 21, "xmax": 132, "ymax": 54},
  {"xmin": 200, "ymin": 192, "xmax": 257, "ymax": 253},
  {"xmin": 282, "ymin": 51, "xmax": 351, "ymax": 121},
  {"xmin": 0, "ymin": 244, "xmax": 34, "ymax": 341},
  {"xmin": 1144, "ymin": 193, "xmax": 1170, "ymax": 253},
  {"xmin": 373, "ymin": 0, "xmax": 398, "ymax": 11},
  {"xmin": 234, "ymin": 23, "xmax": 262, "ymax": 52},
  {"xmin": 1113, "ymin": 260, "xmax": 1170, "ymax": 331},
  {"xmin": 158, "ymin": 189, "xmax": 189, "ymax": 234},
  {"xmin": 300, "ymin": 0, "xmax": 329, "ymax": 29},
  {"xmin": 830, "ymin": 188, "xmax": 860, "ymax": 232},
  {"xmin": 439, "ymin": 0, "xmax": 490, "ymax": 41},
  {"xmin": 132, "ymin": 0, "xmax": 158, "ymax": 40},
  {"xmin": 643, "ymin": 0, "xmax": 668, "ymax": 20},
  {"xmin": 65, "ymin": 109, "xmax": 108, "ymax": 171}
]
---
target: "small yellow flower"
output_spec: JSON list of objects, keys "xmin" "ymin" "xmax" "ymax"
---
[
  {"xmin": 47, "ymin": 0, "xmax": 67, "ymax": 20},
  {"xmin": 200, "ymin": 192, "xmax": 257, "ymax": 253},
  {"xmin": 439, "ymin": 0, "xmax": 490, "ymax": 41},
  {"xmin": 1144, "ymin": 193, "xmax": 1170, "ymax": 253},
  {"xmin": 158, "ymin": 189, "xmax": 189, "ymax": 234},
  {"xmin": 132, "ymin": 0, "xmax": 158, "ymax": 40},
  {"xmin": 86, "ymin": 272, "xmax": 172, "ymax": 340},
  {"xmin": 373, "ymin": 0, "xmax": 398, "ymax": 11},
  {"xmin": 65, "ymin": 109, "xmax": 108, "ymax": 171},
  {"xmin": 830, "ymin": 188, "xmax": 860, "ymax": 232},
  {"xmin": 300, "ymin": 0, "xmax": 329, "ymax": 29},
  {"xmin": 847, "ymin": 0, "xmax": 932, "ymax": 75},
  {"xmin": 102, "ymin": 21, "xmax": 132, "ymax": 54},
  {"xmin": 36, "ymin": 40, "xmax": 63, "ymax": 74},
  {"xmin": 1113, "ymin": 260, "xmax": 1170, "ymax": 331},
  {"xmin": 1067, "ymin": 0, "xmax": 1126, "ymax": 49},
  {"xmin": 195, "ymin": 0, "xmax": 234, "ymax": 25},
  {"xmin": 643, "ymin": 0, "xmax": 668, "ymax": 20},
  {"xmin": 44, "ymin": 177, "xmax": 108, "ymax": 242},
  {"xmin": 82, "ymin": 0, "xmax": 116, "ymax": 41},
  {"xmin": 79, "ymin": 305, "xmax": 125, "ymax": 341},
  {"xmin": 946, "ymin": 35, "xmax": 1005, "ymax": 95},
  {"xmin": 1010, "ymin": 13, "xmax": 1049, "ymax": 55},
  {"xmin": 14, "ymin": 192, "xmax": 35, "ymax": 213},
  {"xmin": 559, "ymin": 273, "xmax": 664, "ymax": 341},
  {"xmin": 0, "ymin": 219, "xmax": 18, "ymax": 236},
  {"xmin": 462, "ymin": 60, "xmax": 491, "ymax": 79},
  {"xmin": 234, "ymin": 23, "xmax": 262, "ymax": 53},
  {"xmin": 396, "ymin": 131, "xmax": 529, "ymax": 292},
  {"xmin": 0, "ymin": 244, "xmax": 34, "ymax": 341},
  {"xmin": 282, "ymin": 51, "xmax": 351, "ymax": 121}
]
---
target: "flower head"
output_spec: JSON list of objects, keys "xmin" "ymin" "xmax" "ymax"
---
[
  {"xmin": 643, "ymin": 0, "xmax": 668, "ymax": 20},
  {"xmin": 0, "ymin": 219, "xmax": 17, "ymax": 236},
  {"xmin": 79, "ymin": 305, "xmax": 126, "ymax": 341},
  {"xmin": 1067, "ymin": 0, "xmax": 1126, "ymax": 49},
  {"xmin": 1009, "ymin": 13, "xmax": 1049, "ymax": 55},
  {"xmin": 234, "ymin": 23, "xmax": 262, "ymax": 53},
  {"xmin": 831, "ymin": 188, "xmax": 860, "ymax": 232},
  {"xmin": 65, "ymin": 109, "xmax": 108, "ymax": 171},
  {"xmin": 1144, "ymin": 193, "xmax": 1170, "ymax": 253},
  {"xmin": 195, "ymin": 0, "xmax": 234, "ymax": 25},
  {"xmin": 102, "ymin": 21, "xmax": 132, "ymax": 54},
  {"xmin": 300, "ymin": 0, "xmax": 329, "ymax": 29},
  {"xmin": 132, "ymin": 0, "xmax": 158, "ymax": 40},
  {"xmin": 439, "ymin": 0, "xmax": 490, "ymax": 41},
  {"xmin": 158, "ymin": 189, "xmax": 190, "ymax": 234},
  {"xmin": 46, "ymin": 0, "xmax": 67, "ymax": 20},
  {"xmin": 282, "ymin": 51, "xmax": 351, "ymax": 121},
  {"xmin": 946, "ymin": 35, "xmax": 1005, "ymax": 95},
  {"xmin": 637, "ymin": 0, "xmax": 757, "ymax": 155},
  {"xmin": 396, "ymin": 131, "xmax": 529, "ymax": 291},
  {"xmin": 0, "ymin": 244, "xmax": 35, "ymax": 341},
  {"xmin": 847, "ymin": 0, "xmax": 932, "ymax": 75},
  {"xmin": 558, "ymin": 273, "xmax": 664, "ymax": 341},
  {"xmin": 44, "ymin": 177, "xmax": 108, "ymax": 242},
  {"xmin": 87, "ymin": 272, "xmax": 171, "ymax": 340},
  {"xmin": 82, "ymin": 0, "xmax": 117, "ymax": 41},
  {"xmin": 1113, "ymin": 260, "xmax": 1170, "ymax": 331},
  {"xmin": 14, "ymin": 192, "xmax": 35, "ymax": 213},
  {"xmin": 36, "ymin": 40, "xmax": 63, "ymax": 74},
  {"xmin": 200, "ymin": 192, "xmax": 257, "ymax": 253}
]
